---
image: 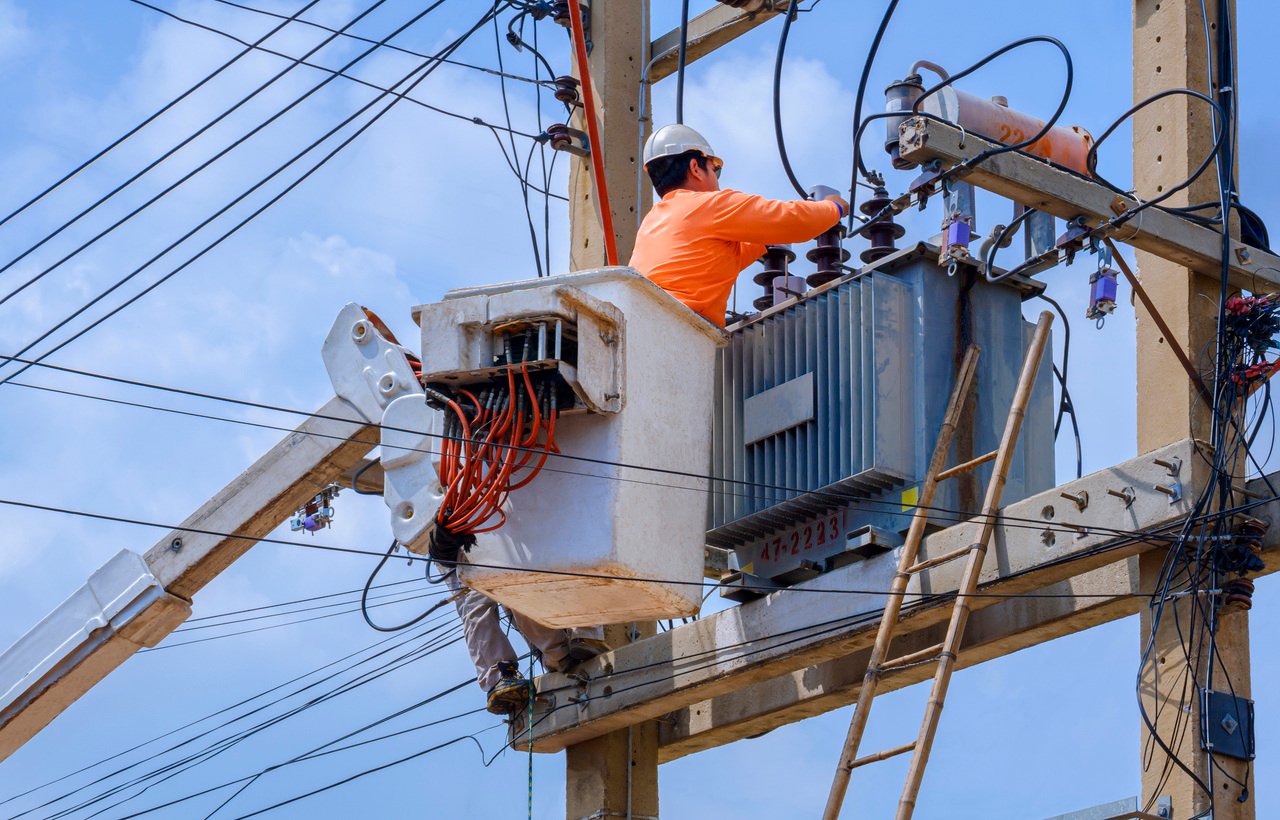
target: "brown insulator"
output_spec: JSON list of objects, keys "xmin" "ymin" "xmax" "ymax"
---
[
  {"xmin": 858, "ymin": 185, "xmax": 905, "ymax": 264},
  {"xmin": 806, "ymin": 224, "xmax": 850, "ymax": 288},
  {"xmin": 545, "ymin": 123, "xmax": 572, "ymax": 152},
  {"xmin": 552, "ymin": 1, "xmax": 587, "ymax": 27},
  {"xmin": 1237, "ymin": 516, "xmax": 1268, "ymax": 551},
  {"xmin": 553, "ymin": 76, "xmax": 580, "ymax": 105},
  {"xmin": 753, "ymin": 245, "xmax": 796, "ymax": 310},
  {"xmin": 1223, "ymin": 576, "xmax": 1255, "ymax": 611}
]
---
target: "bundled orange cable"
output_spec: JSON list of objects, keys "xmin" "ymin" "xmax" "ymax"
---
[{"xmin": 434, "ymin": 363, "xmax": 559, "ymax": 537}]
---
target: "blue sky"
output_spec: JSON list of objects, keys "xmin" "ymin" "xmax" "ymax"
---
[{"xmin": 0, "ymin": 1, "xmax": 1277, "ymax": 817}]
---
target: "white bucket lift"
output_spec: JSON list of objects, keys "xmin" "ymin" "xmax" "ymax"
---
[{"xmin": 324, "ymin": 268, "xmax": 726, "ymax": 627}]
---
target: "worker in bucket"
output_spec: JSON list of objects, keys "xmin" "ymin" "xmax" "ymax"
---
[
  {"xmin": 630, "ymin": 123, "xmax": 848, "ymax": 326},
  {"xmin": 430, "ymin": 528, "xmax": 608, "ymax": 716}
]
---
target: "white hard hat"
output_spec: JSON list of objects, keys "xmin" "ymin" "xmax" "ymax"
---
[{"xmin": 643, "ymin": 123, "xmax": 720, "ymax": 168}]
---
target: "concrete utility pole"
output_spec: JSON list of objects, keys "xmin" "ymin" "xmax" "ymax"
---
[
  {"xmin": 1132, "ymin": 2, "xmax": 1252, "ymax": 817},
  {"xmin": 567, "ymin": 0, "xmax": 649, "ymax": 271},
  {"xmin": 564, "ymin": 2, "xmax": 657, "ymax": 817}
]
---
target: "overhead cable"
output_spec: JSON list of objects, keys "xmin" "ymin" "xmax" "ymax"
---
[
  {"xmin": 1, "ymin": 353, "xmax": 1201, "ymax": 542},
  {"xmin": 0, "ymin": 0, "xmax": 397, "ymax": 307},
  {"xmin": 0, "ymin": 0, "xmax": 322, "ymax": 235},
  {"xmin": 0, "ymin": 0, "xmax": 500, "ymax": 389}
]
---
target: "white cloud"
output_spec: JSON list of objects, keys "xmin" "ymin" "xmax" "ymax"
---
[{"xmin": 0, "ymin": 0, "xmax": 29, "ymax": 64}]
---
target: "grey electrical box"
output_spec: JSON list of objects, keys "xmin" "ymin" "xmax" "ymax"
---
[
  {"xmin": 707, "ymin": 243, "xmax": 1055, "ymax": 581},
  {"xmin": 1202, "ymin": 688, "xmax": 1255, "ymax": 761}
]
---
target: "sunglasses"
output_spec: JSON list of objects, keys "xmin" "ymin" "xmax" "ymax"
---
[{"xmin": 697, "ymin": 153, "xmax": 723, "ymax": 179}]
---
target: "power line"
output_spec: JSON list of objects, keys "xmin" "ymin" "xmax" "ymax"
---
[
  {"xmin": 0, "ymin": 0, "xmax": 398, "ymax": 307},
  {"xmin": 212, "ymin": 0, "xmax": 554, "ymax": 87},
  {"xmin": 144, "ymin": 588, "xmax": 451, "ymax": 651},
  {"xmin": 36, "ymin": 623, "xmax": 466, "ymax": 820},
  {"xmin": 0, "ymin": 0, "xmax": 323, "ymax": 234},
  {"xmin": 183, "ymin": 575, "xmax": 430, "ymax": 624},
  {"xmin": 0, "ymin": 624, "xmax": 449, "ymax": 810},
  {"xmin": 12, "ymin": 620, "xmax": 460, "ymax": 818},
  {"xmin": 0, "ymin": 352, "xmax": 1190, "ymax": 544},
  {"xmin": 0, "ymin": 0, "xmax": 500, "ymax": 391},
  {"xmin": 0, "ymin": 493, "xmax": 1203, "ymax": 603},
  {"xmin": 130, "ymin": 0, "xmax": 547, "ymax": 140}
]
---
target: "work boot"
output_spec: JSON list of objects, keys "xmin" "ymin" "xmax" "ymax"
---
[
  {"xmin": 566, "ymin": 636, "xmax": 610, "ymax": 664},
  {"xmin": 486, "ymin": 661, "xmax": 533, "ymax": 716}
]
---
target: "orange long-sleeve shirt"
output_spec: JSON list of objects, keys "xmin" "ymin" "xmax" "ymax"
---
[{"xmin": 629, "ymin": 188, "xmax": 841, "ymax": 327}]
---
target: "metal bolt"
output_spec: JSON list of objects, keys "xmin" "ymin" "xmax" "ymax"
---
[
  {"xmin": 1155, "ymin": 483, "xmax": 1180, "ymax": 498},
  {"xmin": 169, "ymin": 538, "xmax": 183, "ymax": 553},
  {"xmin": 1153, "ymin": 456, "xmax": 1181, "ymax": 476},
  {"xmin": 1222, "ymin": 714, "xmax": 1239, "ymax": 735},
  {"xmin": 1061, "ymin": 522, "xmax": 1089, "ymax": 540},
  {"xmin": 1107, "ymin": 486, "xmax": 1136, "ymax": 507},
  {"xmin": 1059, "ymin": 490, "xmax": 1089, "ymax": 512}
]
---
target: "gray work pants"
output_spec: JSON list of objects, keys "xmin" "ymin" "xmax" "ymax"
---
[{"xmin": 446, "ymin": 572, "xmax": 604, "ymax": 691}]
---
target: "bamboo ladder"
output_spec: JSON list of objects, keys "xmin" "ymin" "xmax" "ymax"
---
[{"xmin": 822, "ymin": 311, "xmax": 1054, "ymax": 820}]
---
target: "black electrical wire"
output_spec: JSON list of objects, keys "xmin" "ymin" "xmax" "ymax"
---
[
  {"xmin": 161, "ymin": 711, "xmax": 491, "ymax": 818},
  {"xmin": 157, "ymin": 680, "xmax": 478, "ymax": 819},
  {"xmin": 184, "ymin": 575, "xmax": 425, "ymax": 623},
  {"xmin": 0, "ymin": 493, "xmax": 1231, "ymax": 606},
  {"xmin": 18, "ymin": 621, "xmax": 459, "ymax": 819},
  {"xmin": 1086, "ymin": 88, "xmax": 1226, "ymax": 225},
  {"xmin": 912, "ymin": 35, "xmax": 1074, "ymax": 176},
  {"xmin": 505, "ymin": 6, "xmax": 558, "ymax": 81},
  {"xmin": 772, "ymin": 0, "xmax": 808, "ymax": 198},
  {"xmin": 0, "ymin": 0, "xmax": 397, "ymax": 307},
  {"xmin": 0, "ymin": 626, "xmax": 434, "ymax": 810},
  {"xmin": 0, "ymin": 0, "xmax": 498, "ymax": 390},
  {"xmin": 132, "ymin": 0, "xmax": 547, "ymax": 140},
  {"xmin": 145, "ymin": 589, "xmax": 452, "ymax": 650},
  {"xmin": 0, "ymin": 0, "xmax": 322, "ymax": 237},
  {"xmin": 40, "ymin": 625, "xmax": 466, "ymax": 820},
  {"xmin": 213, "ymin": 0, "xmax": 554, "ymax": 86},
  {"xmin": 66, "ymin": 631, "xmax": 470, "ymax": 820},
  {"xmin": 1038, "ymin": 292, "xmax": 1083, "ymax": 479},
  {"xmin": 350, "ymin": 457, "xmax": 382, "ymax": 496},
  {"xmin": 493, "ymin": 9, "xmax": 546, "ymax": 277},
  {"xmin": 176, "ymin": 584, "xmax": 439, "ymax": 631},
  {"xmin": 361, "ymin": 541, "xmax": 454, "ymax": 632},
  {"xmin": 0, "ymin": 353, "xmax": 1199, "ymax": 544},
  {"xmin": 845, "ymin": 0, "xmax": 898, "ymax": 227},
  {"xmin": 675, "ymin": 0, "xmax": 689, "ymax": 124},
  {"xmin": 227, "ymin": 733, "xmax": 490, "ymax": 818}
]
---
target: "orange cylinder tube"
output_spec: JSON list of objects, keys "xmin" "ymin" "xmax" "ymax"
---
[{"xmin": 922, "ymin": 86, "xmax": 1094, "ymax": 174}]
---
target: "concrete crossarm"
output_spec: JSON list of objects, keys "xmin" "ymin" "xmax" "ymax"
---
[
  {"xmin": 895, "ymin": 117, "xmax": 1280, "ymax": 292},
  {"xmin": 0, "ymin": 396, "xmax": 374, "ymax": 762},
  {"xmin": 517, "ymin": 439, "xmax": 1207, "ymax": 753},
  {"xmin": 648, "ymin": 2, "xmax": 781, "ymax": 82},
  {"xmin": 662, "ymin": 473, "xmax": 1280, "ymax": 762}
]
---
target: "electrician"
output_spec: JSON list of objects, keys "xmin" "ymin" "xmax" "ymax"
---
[
  {"xmin": 630, "ymin": 124, "xmax": 848, "ymax": 326},
  {"xmin": 430, "ymin": 528, "xmax": 608, "ymax": 716}
]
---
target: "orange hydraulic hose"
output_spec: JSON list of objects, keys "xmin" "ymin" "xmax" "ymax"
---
[{"xmin": 566, "ymin": 0, "xmax": 620, "ymax": 267}]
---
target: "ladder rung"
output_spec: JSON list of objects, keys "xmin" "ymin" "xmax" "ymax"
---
[
  {"xmin": 878, "ymin": 642, "xmax": 944, "ymax": 673},
  {"xmin": 849, "ymin": 741, "xmax": 917, "ymax": 770},
  {"xmin": 907, "ymin": 542, "xmax": 983, "ymax": 575},
  {"xmin": 935, "ymin": 449, "xmax": 998, "ymax": 481}
]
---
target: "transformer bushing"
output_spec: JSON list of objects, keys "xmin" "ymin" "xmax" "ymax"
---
[
  {"xmin": 859, "ymin": 186, "xmax": 905, "ymax": 264},
  {"xmin": 754, "ymin": 245, "xmax": 797, "ymax": 310},
  {"xmin": 806, "ymin": 224, "xmax": 850, "ymax": 288},
  {"xmin": 772, "ymin": 275, "xmax": 807, "ymax": 306}
]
